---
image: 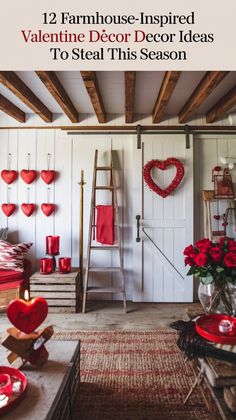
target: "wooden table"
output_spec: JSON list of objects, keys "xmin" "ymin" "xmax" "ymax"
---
[
  {"xmin": 0, "ymin": 340, "xmax": 80, "ymax": 420},
  {"xmin": 186, "ymin": 305, "xmax": 236, "ymax": 419},
  {"xmin": 30, "ymin": 269, "xmax": 81, "ymax": 313}
]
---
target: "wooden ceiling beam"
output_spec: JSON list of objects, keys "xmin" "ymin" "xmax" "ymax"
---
[
  {"xmin": 152, "ymin": 71, "xmax": 181, "ymax": 123},
  {"xmin": 0, "ymin": 71, "xmax": 52, "ymax": 122},
  {"xmin": 206, "ymin": 85, "xmax": 236, "ymax": 123},
  {"xmin": 178, "ymin": 71, "xmax": 229, "ymax": 123},
  {"xmin": 36, "ymin": 71, "xmax": 79, "ymax": 123},
  {"xmin": 125, "ymin": 71, "xmax": 136, "ymax": 123},
  {"xmin": 0, "ymin": 93, "xmax": 26, "ymax": 123},
  {"xmin": 80, "ymin": 71, "xmax": 106, "ymax": 123}
]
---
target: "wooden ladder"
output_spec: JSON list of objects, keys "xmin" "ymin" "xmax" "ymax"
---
[{"xmin": 82, "ymin": 149, "xmax": 127, "ymax": 313}]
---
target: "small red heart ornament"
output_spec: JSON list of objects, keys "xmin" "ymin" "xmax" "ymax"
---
[
  {"xmin": 143, "ymin": 158, "xmax": 185, "ymax": 198},
  {"xmin": 7, "ymin": 297, "xmax": 48, "ymax": 334},
  {"xmin": 40, "ymin": 170, "xmax": 56, "ymax": 185},
  {"xmin": 20, "ymin": 169, "xmax": 37, "ymax": 184},
  {"xmin": 41, "ymin": 203, "xmax": 55, "ymax": 217},
  {"xmin": 214, "ymin": 215, "xmax": 221, "ymax": 220},
  {"xmin": 1, "ymin": 170, "xmax": 18, "ymax": 184},
  {"xmin": 1, "ymin": 203, "xmax": 16, "ymax": 217},
  {"xmin": 21, "ymin": 203, "xmax": 36, "ymax": 217}
]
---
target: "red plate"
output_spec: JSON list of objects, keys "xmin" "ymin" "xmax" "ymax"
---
[
  {"xmin": 0, "ymin": 366, "xmax": 27, "ymax": 415},
  {"xmin": 196, "ymin": 314, "xmax": 236, "ymax": 344}
]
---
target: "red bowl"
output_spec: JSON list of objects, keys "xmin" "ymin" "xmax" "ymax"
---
[
  {"xmin": 0, "ymin": 366, "xmax": 27, "ymax": 415},
  {"xmin": 196, "ymin": 314, "xmax": 236, "ymax": 344}
]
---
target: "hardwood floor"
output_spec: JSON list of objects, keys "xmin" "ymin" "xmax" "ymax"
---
[{"xmin": 0, "ymin": 301, "xmax": 200, "ymax": 333}]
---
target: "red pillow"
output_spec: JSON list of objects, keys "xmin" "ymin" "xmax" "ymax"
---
[{"xmin": 0, "ymin": 240, "xmax": 32, "ymax": 272}]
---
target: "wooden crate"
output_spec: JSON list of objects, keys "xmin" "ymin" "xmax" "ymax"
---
[
  {"xmin": 30, "ymin": 268, "xmax": 81, "ymax": 313},
  {"xmin": 0, "ymin": 287, "xmax": 20, "ymax": 311}
]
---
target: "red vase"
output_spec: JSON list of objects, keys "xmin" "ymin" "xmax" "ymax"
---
[
  {"xmin": 59, "ymin": 257, "xmax": 71, "ymax": 273},
  {"xmin": 40, "ymin": 258, "xmax": 53, "ymax": 274},
  {"xmin": 46, "ymin": 236, "xmax": 60, "ymax": 255}
]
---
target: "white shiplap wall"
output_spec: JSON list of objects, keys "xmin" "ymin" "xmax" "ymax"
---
[
  {"xmin": 0, "ymin": 128, "xmax": 134, "ymax": 299},
  {"xmin": 194, "ymin": 135, "xmax": 236, "ymax": 240}
]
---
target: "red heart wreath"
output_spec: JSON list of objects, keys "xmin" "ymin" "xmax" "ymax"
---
[{"xmin": 143, "ymin": 158, "xmax": 185, "ymax": 198}]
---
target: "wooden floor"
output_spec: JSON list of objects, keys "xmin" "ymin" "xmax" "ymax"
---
[{"xmin": 0, "ymin": 301, "xmax": 200, "ymax": 334}]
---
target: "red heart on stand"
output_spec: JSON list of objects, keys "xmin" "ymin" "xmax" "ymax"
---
[
  {"xmin": 143, "ymin": 158, "xmax": 185, "ymax": 198},
  {"xmin": 7, "ymin": 297, "xmax": 48, "ymax": 334},
  {"xmin": 40, "ymin": 170, "xmax": 56, "ymax": 185},
  {"xmin": 21, "ymin": 203, "xmax": 36, "ymax": 217},
  {"xmin": 1, "ymin": 203, "xmax": 16, "ymax": 217},
  {"xmin": 20, "ymin": 169, "xmax": 37, "ymax": 184},
  {"xmin": 1, "ymin": 170, "xmax": 18, "ymax": 184},
  {"xmin": 41, "ymin": 203, "xmax": 55, "ymax": 217}
]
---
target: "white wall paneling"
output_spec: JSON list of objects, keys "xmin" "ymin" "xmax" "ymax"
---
[{"xmin": 194, "ymin": 135, "xmax": 236, "ymax": 241}]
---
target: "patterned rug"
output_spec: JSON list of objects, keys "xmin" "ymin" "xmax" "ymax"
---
[{"xmin": 53, "ymin": 330, "xmax": 211, "ymax": 420}]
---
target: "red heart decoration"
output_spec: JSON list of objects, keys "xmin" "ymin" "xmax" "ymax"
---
[
  {"xmin": 1, "ymin": 170, "xmax": 18, "ymax": 184},
  {"xmin": 21, "ymin": 203, "xmax": 36, "ymax": 217},
  {"xmin": 20, "ymin": 169, "xmax": 37, "ymax": 184},
  {"xmin": 41, "ymin": 203, "xmax": 56, "ymax": 217},
  {"xmin": 7, "ymin": 297, "xmax": 48, "ymax": 334},
  {"xmin": 40, "ymin": 170, "xmax": 56, "ymax": 185},
  {"xmin": 214, "ymin": 215, "xmax": 221, "ymax": 220},
  {"xmin": 1, "ymin": 203, "xmax": 16, "ymax": 217},
  {"xmin": 143, "ymin": 158, "xmax": 185, "ymax": 198}
]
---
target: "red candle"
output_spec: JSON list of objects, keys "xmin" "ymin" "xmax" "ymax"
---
[
  {"xmin": 40, "ymin": 258, "xmax": 53, "ymax": 274},
  {"xmin": 0, "ymin": 374, "xmax": 12, "ymax": 399},
  {"xmin": 7, "ymin": 296, "xmax": 48, "ymax": 334},
  {"xmin": 46, "ymin": 236, "xmax": 60, "ymax": 255},
  {"xmin": 59, "ymin": 257, "xmax": 71, "ymax": 273}
]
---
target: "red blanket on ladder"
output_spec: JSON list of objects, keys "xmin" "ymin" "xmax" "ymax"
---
[{"xmin": 96, "ymin": 205, "xmax": 114, "ymax": 245}]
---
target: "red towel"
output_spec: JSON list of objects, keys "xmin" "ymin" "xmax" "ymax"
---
[{"xmin": 96, "ymin": 205, "xmax": 114, "ymax": 245}]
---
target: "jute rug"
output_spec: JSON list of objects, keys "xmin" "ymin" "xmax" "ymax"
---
[{"xmin": 53, "ymin": 330, "xmax": 211, "ymax": 420}]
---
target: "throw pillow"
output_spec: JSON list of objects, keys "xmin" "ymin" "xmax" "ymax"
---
[
  {"xmin": 0, "ymin": 240, "xmax": 32, "ymax": 272},
  {"xmin": 0, "ymin": 228, "xmax": 8, "ymax": 240}
]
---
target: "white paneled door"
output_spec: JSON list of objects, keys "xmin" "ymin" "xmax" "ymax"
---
[{"xmin": 133, "ymin": 134, "xmax": 193, "ymax": 302}]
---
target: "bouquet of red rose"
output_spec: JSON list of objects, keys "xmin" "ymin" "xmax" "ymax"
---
[{"xmin": 184, "ymin": 237, "xmax": 236, "ymax": 315}]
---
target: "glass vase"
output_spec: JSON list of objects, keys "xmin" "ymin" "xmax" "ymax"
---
[{"xmin": 198, "ymin": 281, "xmax": 236, "ymax": 316}]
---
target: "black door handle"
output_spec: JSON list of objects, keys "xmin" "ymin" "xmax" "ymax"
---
[{"xmin": 136, "ymin": 215, "xmax": 141, "ymax": 242}]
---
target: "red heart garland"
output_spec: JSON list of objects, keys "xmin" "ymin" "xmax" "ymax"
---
[
  {"xmin": 143, "ymin": 158, "xmax": 185, "ymax": 198},
  {"xmin": 41, "ymin": 203, "xmax": 56, "ymax": 217},
  {"xmin": 40, "ymin": 170, "xmax": 56, "ymax": 185},
  {"xmin": 1, "ymin": 170, "xmax": 18, "ymax": 184},
  {"xmin": 1, "ymin": 203, "xmax": 16, "ymax": 217},
  {"xmin": 20, "ymin": 169, "xmax": 37, "ymax": 184},
  {"xmin": 21, "ymin": 203, "xmax": 36, "ymax": 217},
  {"xmin": 7, "ymin": 297, "xmax": 48, "ymax": 334}
]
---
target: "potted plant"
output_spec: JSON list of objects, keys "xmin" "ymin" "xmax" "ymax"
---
[{"xmin": 184, "ymin": 237, "xmax": 236, "ymax": 315}]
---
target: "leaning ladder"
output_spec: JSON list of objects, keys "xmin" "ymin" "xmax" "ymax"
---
[{"xmin": 82, "ymin": 149, "xmax": 127, "ymax": 313}]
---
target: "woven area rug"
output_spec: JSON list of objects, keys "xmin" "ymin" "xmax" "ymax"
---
[{"xmin": 53, "ymin": 330, "xmax": 211, "ymax": 420}]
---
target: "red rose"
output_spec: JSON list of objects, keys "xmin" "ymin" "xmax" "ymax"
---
[
  {"xmin": 224, "ymin": 252, "xmax": 236, "ymax": 267},
  {"xmin": 209, "ymin": 247, "xmax": 222, "ymax": 263},
  {"xmin": 219, "ymin": 237, "xmax": 230, "ymax": 246},
  {"xmin": 183, "ymin": 245, "xmax": 196, "ymax": 258},
  {"xmin": 228, "ymin": 239, "xmax": 236, "ymax": 251},
  {"xmin": 184, "ymin": 257, "xmax": 195, "ymax": 267},
  {"xmin": 195, "ymin": 253, "xmax": 208, "ymax": 267},
  {"xmin": 195, "ymin": 239, "xmax": 212, "ymax": 252}
]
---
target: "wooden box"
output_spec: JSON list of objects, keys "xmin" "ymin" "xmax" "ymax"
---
[
  {"xmin": 0, "ymin": 287, "xmax": 20, "ymax": 311},
  {"xmin": 30, "ymin": 268, "xmax": 81, "ymax": 313}
]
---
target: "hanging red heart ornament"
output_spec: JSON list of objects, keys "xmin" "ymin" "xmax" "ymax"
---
[
  {"xmin": 1, "ymin": 203, "xmax": 16, "ymax": 217},
  {"xmin": 143, "ymin": 158, "xmax": 185, "ymax": 198},
  {"xmin": 41, "ymin": 203, "xmax": 56, "ymax": 217},
  {"xmin": 20, "ymin": 169, "xmax": 37, "ymax": 184},
  {"xmin": 1, "ymin": 170, "xmax": 18, "ymax": 184},
  {"xmin": 7, "ymin": 297, "xmax": 48, "ymax": 334},
  {"xmin": 214, "ymin": 215, "xmax": 221, "ymax": 220},
  {"xmin": 40, "ymin": 170, "xmax": 56, "ymax": 185},
  {"xmin": 21, "ymin": 203, "xmax": 36, "ymax": 217}
]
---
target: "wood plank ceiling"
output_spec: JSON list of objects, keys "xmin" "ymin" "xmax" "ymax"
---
[{"xmin": 0, "ymin": 71, "xmax": 236, "ymax": 124}]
